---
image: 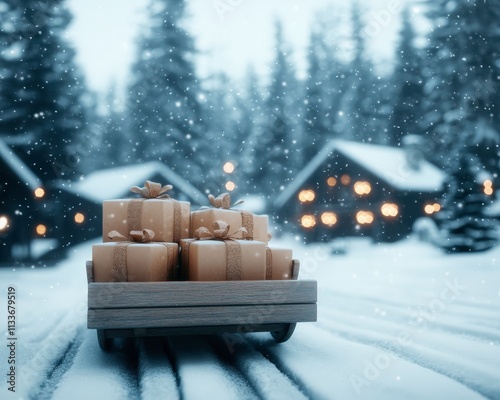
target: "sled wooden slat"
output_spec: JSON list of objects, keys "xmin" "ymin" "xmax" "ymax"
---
[
  {"xmin": 88, "ymin": 280, "xmax": 317, "ymax": 309},
  {"xmin": 88, "ymin": 303, "xmax": 316, "ymax": 330}
]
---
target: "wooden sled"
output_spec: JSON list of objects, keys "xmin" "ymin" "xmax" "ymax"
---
[{"xmin": 86, "ymin": 260, "xmax": 317, "ymax": 351}]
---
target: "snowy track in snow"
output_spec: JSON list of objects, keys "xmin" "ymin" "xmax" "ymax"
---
[{"xmin": 1, "ymin": 238, "xmax": 499, "ymax": 399}]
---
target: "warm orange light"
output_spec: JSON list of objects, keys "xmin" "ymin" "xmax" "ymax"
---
[
  {"xmin": 301, "ymin": 214, "xmax": 317, "ymax": 228},
  {"xmin": 424, "ymin": 203, "xmax": 441, "ymax": 215},
  {"xmin": 381, "ymin": 203, "xmax": 399, "ymax": 217},
  {"xmin": 484, "ymin": 187, "xmax": 493, "ymax": 196},
  {"xmin": 327, "ymin": 177, "xmax": 337, "ymax": 187},
  {"xmin": 74, "ymin": 212, "xmax": 85, "ymax": 224},
  {"xmin": 354, "ymin": 181, "xmax": 372, "ymax": 196},
  {"xmin": 356, "ymin": 211, "xmax": 374, "ymax": 225},
  {"xmin": 36, "ymin": 224, "xmax": 47, "ymax": 235},
  {"xmin": 321, "ymin": 212, "xmax": 338, "ymax": 226},
  {"xmin": 298, "ymin": 189, "xmax": 316, "ymax": 203},
  {"xmin": 484, "ymin": 179, "xmax": 493, "ymax": 188},
  {"xmin": 223, "ymin": 162, "xmax": 235, "ymax": 174},
  {"xmin": 0, "ymin": 215, "xmax": 9, "ymax": 232},
  {"xmin": 225, "ymin": 181, "xmax": 236, "ymax": 191},
  {"xmin": 341, "ymin": 175, "xmax": 351, "ymax": 185},
  {"xmin": 34, "ymin": 187, "xmax": 45, "ymax": 198}
]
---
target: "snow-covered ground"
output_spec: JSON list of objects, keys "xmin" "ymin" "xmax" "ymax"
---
[{"xmin": 1, "ymin": 236, "xmax": 499, "ymax": 399}]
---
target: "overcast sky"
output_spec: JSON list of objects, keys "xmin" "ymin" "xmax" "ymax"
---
[{"xmin": 66, "ymin": 0, "xmax": 420, "ymax": 95}]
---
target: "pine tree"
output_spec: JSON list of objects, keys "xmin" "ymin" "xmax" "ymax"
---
[
  {"xmin": 253, "ymin": 20, "xmax": 298, "ymax": 197},
  {"xmin": 127, "ymin": 0, "xmax": 207, "ymax": 185},
  {"xmin": 438, "ymin": 153, "xmax": 497, "ymax": 252},
  {"xmin": 337, "ymin": 3, "xmax": 378, "ymax": 143},
  {"xmin": 424, "ymin": 0, "xmax": 500, "ymax": 176},
  {"xmin": 389, "ymin": 6, "xmax": 425, "ymax": 146},
  {"xmin": 0, "ymin": 0, "xmax": 88, "ymax": 180}
]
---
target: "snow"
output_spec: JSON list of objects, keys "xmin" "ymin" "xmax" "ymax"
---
[
  {"xmin": 275, "ymin": 139, "xmax": 446, "ymax": 209},
  {"xmin": 1, "ymin": 237, "xmax": 499, "ymax": 399},
  {"xmin": 57, "ymin": 161, "xmax": 206, "ymax": 204},
  {"xmin": 0, "ymin": 138, "xmax": 42, "ymax": 191}
]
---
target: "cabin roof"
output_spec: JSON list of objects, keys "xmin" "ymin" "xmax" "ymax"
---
[
  {"xmin": 0, "ymin": 137, "xmax": 42, "ymax": 192},
  {"xmin": 56, "ymin": 161, "xmax": 205, "ymax": 204},
  {"xmin": 275, "ymin": 139, "xmax": 446, "ymax": 209}
]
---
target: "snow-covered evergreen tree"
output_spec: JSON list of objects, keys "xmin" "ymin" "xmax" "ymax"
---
[
  {"xmin": 127, "ymin": 0, "xmax": 207, "ymax": 185},
  {"xmin": 424, "ymin": 0, "xmax": 500, "ymax": 177},
  {"xmin": 253, "ymin": 20, "xmax": 299, "ymax": 197},
  {"xmin": 438, "ymin": 154, "xmax": 497, "ymax": 252},
  {"xmin": 389, "ymin": 6, "xmax": 425, "ymax": 146},
  {"xmin": 0, "ymin": 0, "xmax": 89, "ymax": 180}
]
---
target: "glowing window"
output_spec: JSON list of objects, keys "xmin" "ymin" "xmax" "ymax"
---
[
  {"xmin": 36, "ymin": 224, "xmax": 47, "ymax": 235},
  {"xmin": 225, "ymin": 181, "xmax": 236, "ymax": 191},
  {"xmin": 223, "ymin": 162, "xmax": 235, "ymax": 174},
  {"xmin": 301, "ymin": 215, "xmax": 316, "ymax": 228},
  {"xmin": 326, "ymin": 177, "xmax": 337, "ymax": 187},
  {"xmin": 340, "ymin": 175, "xmax": 351, "ymax": 185},
  {"xmin": 298, "ymin": 190, "xmax": 316, "ymax": 203},
  {"xmin": 0, "ymin": 215, "xmax": 9, "ymax": 231},
  {"xmin": 356, "ymin": 211, "xmax": 374, "ymax": 225},
  {"xmin": 34, "ymin": 188, "xmax": 45, "ymax": 198},
  {"xmin": 354, "ymin": 181, "xmax": 372, "ymax": 196},
  {"xmin": 321, "ymin": 212, "xmax": 338, "ymax": 226},
  {"xmin": 74, "ymin": 212, "xmax": 85, "ymax": 224},
  {"xmin": 381, "ymin": 203, "xmax": 399, "ymax": 218}
]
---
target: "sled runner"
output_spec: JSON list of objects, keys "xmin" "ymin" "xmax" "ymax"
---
[{"xmin": 86, "ymin": 260, "xmax": 317, "ymax": 351}]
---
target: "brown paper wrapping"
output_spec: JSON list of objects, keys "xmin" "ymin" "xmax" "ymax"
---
[
  {"xmin": 190, "ymin": 209, "xmax": 269, "ymax": 243},
  {"xmin": 92, "ymin": 242, "xmax": 178, "ymax": 282},
  {"xmin": 180, "ymin": 239, "xmax": 267, "ymax": 281},
  {"xmin": 265, "ymin": 247, "xmax": 293, "ymax": 280},
  {"xmin": 103, "ymin": 199, "xmax": 190, "ymax": 243}
]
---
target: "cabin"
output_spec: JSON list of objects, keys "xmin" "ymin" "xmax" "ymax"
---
[
  {"xmin": 274, "ymin": 139, "xmax": 447, "ymax": 242},
  {"xmin": 0, "ymin": 138, "xmax": 52, "ymax": 260},
  {"xmin": 53, "ymin": 161, "xmax": 206, "ymax": 246}
]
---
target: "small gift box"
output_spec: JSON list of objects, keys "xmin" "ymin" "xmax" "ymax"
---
[
  {"xmin": 190, "ymin": 193, "xmax": 269, "ymax": 243},
  {"xmin": 92, "ymin": 229, "xmax": 178, "ymax": 282},
  {"xmin": 180, "ymin": 220, "xmax": 267, "ymax": 281},
  {"xmin": 265, "ymin": 247, "xmax": 293, "ymax": 280},
  {"xmin": 102, "ymin": 181, "xmax": 190, "ymax": 244}
]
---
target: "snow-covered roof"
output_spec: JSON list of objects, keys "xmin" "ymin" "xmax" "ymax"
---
[
  {"xmin": 275, "ymin": 139, "xmax": 446, "ymax": 209},
  {"xmin": 57, "ymin": 161, "xmax": 205, "ymax": 204},
  {"xmin": 0, "ymin": 137, "xmax": 42, "ymax": 191}
]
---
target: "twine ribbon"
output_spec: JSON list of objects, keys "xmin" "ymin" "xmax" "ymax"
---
[
  {"xmin": 128, "ymin": 180, "xmax": 182, "ymax": 243},
  {"xmin": 183, "ymin": 221, "xmax": 247, "ymax": 280},
  {"xmin": 108, "ymin": 229, "xmax": 175, "ymax": 282}
]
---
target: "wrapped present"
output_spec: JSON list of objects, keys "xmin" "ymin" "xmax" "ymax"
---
[
  {"xmin": 180, "ymin": 220, "xmax": 267, "ymax": 281},
  {"xmin": 92, "ymin": 229, "xmax": 178, "ymax": 282},
  {"xmin": 265, "ymin": 247, "xmax": 293, "ymax": 280},
  {"xmin": 103, "ymin": 180, "xmax": 190, "ymax": 244},
  {"xmin": 190, "ymin": 193, "xmax": 269, "ymax": 243}
]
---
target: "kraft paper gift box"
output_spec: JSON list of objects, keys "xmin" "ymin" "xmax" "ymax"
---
[
  {"xmin": 180, "ymin": 239, "xmax": 267, "ymax": 281},
  {"xmin": 102, "ymin": 181, "xmax": 190, "ymax": 244},
  {"xmin": 190, "ymin": 193, "xmax": 269, "ymax": 243},
  {"xmin": 92, "ymin": 230, "xmax": 178, "ymax": 282}
]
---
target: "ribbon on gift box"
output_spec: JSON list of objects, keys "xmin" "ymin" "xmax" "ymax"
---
[
  {"xmin": 108, "ymin": 229, "xmax": 176, "ymax": 282},
  {"xmin": 199, "ymin": 193, "xmax": 254, "ymax": 240},
  {"xmin": 128, "ymin": 180, "xmax": 182, "ymax": 243}
]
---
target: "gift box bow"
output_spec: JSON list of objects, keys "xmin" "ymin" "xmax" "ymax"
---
[
  {"xmin": 108, "ymin": 228, "xmax": 156, "ymax": 243},
  {"xmin": 130, "ymin": 180, "xmax": 173, "ymax": 199},
  {"xmin": 207, "ymin": 193, "xmax": 244, "ymax": 209},
  {"xmin": 194, "ymin": 220, "xmax": 247, "ymax": 241}
]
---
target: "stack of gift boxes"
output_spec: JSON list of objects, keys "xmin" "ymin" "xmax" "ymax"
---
[{"xmin": 92, "ymin": 181, "xmax": 294, "ymax": 283}]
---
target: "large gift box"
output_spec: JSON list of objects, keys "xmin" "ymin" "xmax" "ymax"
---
[
  {"xmin": 265, "ymin": 247, "xmax": 293, "ymax": 280},
  {"xmin": 190, "ymin": 193, "xmax": 269, "ymax": 243},
  {"xmin": 92, "ymin": 229, "xmax": 178, "ymax": 282},
  {"xmin": 102, "ymin": 181, "xmax": 190, "ymax": 243},
  {"xmin": 180, "ymin": 220, "xmax": 267, "ymax": 281}
]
